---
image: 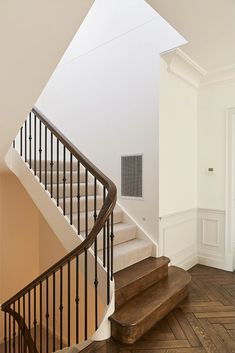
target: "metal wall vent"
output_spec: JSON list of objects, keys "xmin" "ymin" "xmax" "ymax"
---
[{"xmin": 121, "ymin": 154, "xmax": 143, "ymax": 198}]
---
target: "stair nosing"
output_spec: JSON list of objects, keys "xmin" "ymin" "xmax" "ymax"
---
[{"xmin": 114, "ymin": 256, "xmax": 170, "ymax": 291}]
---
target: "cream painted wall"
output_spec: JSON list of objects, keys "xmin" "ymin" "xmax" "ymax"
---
[
  {"xmin": 198, "ymin": 78, "xmax": 235, "ymax": 210},
  {"xmin": 0, "ymin": 172, "xmax": 40, "ymax": 341},
  {"xmin": 159, "ymin": 58, "xmax": 198, "ymax": 216}
]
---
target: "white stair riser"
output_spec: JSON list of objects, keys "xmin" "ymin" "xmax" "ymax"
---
[
  {"xmin": 38, "ymin": 171, "xmax": 86, "ymax": 184},
  {"xmin": 35, "ymin": 160, "xmax": 79, "ymax": 171},
  {"xmin": 72, "ymin": 209, "xmax": 123, "ymax": 233},
  {"xmin": 59, "ymin": 196, "xmax": 103, "ymax": 213},
  {"xmin": 47, "ymin": 182, "xmax": 94, "ymax": 198},
  {"xmin": 95, "ymin": 225, "xmax": 137, "ymax": 251},
  {"xmin": 98, "ymin": 240, "xmax": 152, "ymax": 273}
]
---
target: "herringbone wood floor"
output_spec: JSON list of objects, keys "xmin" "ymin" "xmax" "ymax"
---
[{"xmin": 86, "ymin": 264, "xmax": 235, "ymax": 353}]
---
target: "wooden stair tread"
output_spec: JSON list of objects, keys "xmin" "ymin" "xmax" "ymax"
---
[
  {"xmin": 110, "ymin": 266, "xmax": 191, "ymax": 343},
  {"xmin": 111, "ymin": 266, "xmax": 191, "ymax": 326},
  {"xmin": 114, "ymin": 256, "xmax": 170, "ymax": 291}
]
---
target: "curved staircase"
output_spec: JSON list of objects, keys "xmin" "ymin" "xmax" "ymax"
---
[{"xmin": 1, "ymin": 108, "xmax": 191, "ymax": 353}]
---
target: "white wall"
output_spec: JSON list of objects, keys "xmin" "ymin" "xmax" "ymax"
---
[
  {"xmin": 37, "ymin": 1, "xmax": 185, "ymax": 242},
  {"xmin": 159, "ymin": 58, "xmax": 198, "ymax": 216},
  {"xmin": 198, "ymin": 78, "xmax": 235, "ymax": 210},
  {"xmin": 197, "ymin": 77, "xmax": 235, "ymax": 271},
  {"xmin": 158, "ymin": 57, "xmax": 198, "ymax": 270}
]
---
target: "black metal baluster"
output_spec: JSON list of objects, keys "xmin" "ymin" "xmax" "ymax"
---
[
  {"xmin": 18, "ymin": 299, "xmax": 20, "ymax": 353},
  {"xmin": 67, "ymin": 260, "xmax": 71, "ymax": 347},
  {"xmin": 4, "ymin": 311, "xmax": 7, "ymax": 353},
  {"xmin": 103, "ymin": 187, "xmax": 106, "ymax": 266},
  {"xmin": 70, "ymin": 153, "xmax": 73, "ymax": 225},
  {"xmin": 46, "ymin": 277, "xmax": 49, "ymax": 353},
  {"xmin": 40, "ymin": 282, "xmax": 42, "ymax": 353},
  {"xmin": 33, "ymin": 286, "xmax": 37, "ymax": 353},
  {"xmin": 9, "ymin": 311, "xmax": 11, "ymax": 353},
  {"xmin": 29, "ymin": 112, "xmax": 32, "ymax": 169},
  {"xmin": 13, "ymin": 302, "xmax": 16, "ymax": 353},
  {"xmin": 111, "ymin": 212, "xmax": 114, "ymax": 280},
  {"xmin": 53, "ymin": 272, "xmax": 56, "ymax": 353},
  {"xmin": 45, "ymin": 126, "xmax": 48, "ymax": 190},
  {"xmin": 107, "ymin": 218, "xmax": 110, "ymax": 304},
  {"xmin": 50, "ymin": 132, "xmax": 53, "ymax": 198},
  {"xmin": 94, "ymin": 177, "xmax": 98, "ymax": 330},
  {"xmin": 59, "ymin": 267, "xmax": 63, "ymax": 350},
  {"xmin": 84, "ymin": 249, "xmax": 88, "ymax": 340},
  {"xmin": 39, "ymin": 121, "xmax": 42, "ymax": 183},
  {"xmin": 75, "ymin": 255, "xmax": 79, "ymax": 344},
  {"xmin": 57, "ymin": 139, "xmax": 59, "ymax": 207},
  {"xmin": 28, "ymin": 291, "xmax": 31, "ymax": 342},
  {"xmin": 24, "ymin": 120, "xmax": 27, "ymax": 163},
  {"xmin": 85, "ymin": 169, "xmax": 88, "ymax": 238},
  {"xmin": 63, "ymin": 146, "xmax": 66, "ymax": 215},
  {"xmin": 77, "ymin": 161, "xmax": 80, "ymax": 234},
  {"xmin": 23, "ymin": 295, "xmax": 25, "ymax": 353},
  {"xmin": 20, "ymin": 127, "xmax": 23, "ymax": 157},
  {"xmin": 34, "ymin": 114, "xmax": 37, "ymax": 175},
  {"xmin": 13, "ymin": 140, "xmax": 15, "ymax": 148}
]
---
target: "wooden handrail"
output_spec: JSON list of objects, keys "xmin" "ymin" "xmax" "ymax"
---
[{"xmin": 2, "ymin": 107, "xmax": 117, "ymax": 352}]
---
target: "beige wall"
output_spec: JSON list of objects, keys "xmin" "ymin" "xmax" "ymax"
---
[
  {"xmin": 0, "ymin": 173, "xmax": 40, "ymax": 301},
  {"xmin": 0, "ymin": 172, "xmax": 40, "ymax": 341},
  {"xmin": 0, "ymin": 173, "xmax": 104, "ymax": 344},
  {"xmin": 39, "ymin": 216, "xmax": 67, "ymax": 273}
]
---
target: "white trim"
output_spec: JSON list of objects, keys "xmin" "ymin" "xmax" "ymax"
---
[
  {"xmin": 174, "ymin": 49, "xmax": 206, "ymax": 76},
  {"xmin": 159, "ymin": 207, "xmax": 197, "ymax": 220},
  {"xmin": 198, "ymin": 208, "xmax": 225, "ymax": 214},
  {"xmin": 225, "ymin": 108, "xmax": 235, "ymax": 270},
  {"xmin": 202, "ymin": 218, "xmax": 220, "ymax": 247},
  {"xmin": 201, "ymin": 64, "xmax": 235, "ymax": 87},
  {"xmin": 161, "ymin": 48, "xmax": 206, "ymax": 89}
]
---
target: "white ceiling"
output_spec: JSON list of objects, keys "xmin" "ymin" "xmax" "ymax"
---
[{"xmin": 146, "ymin": 0, "xmax": 235, "ymax": 73}]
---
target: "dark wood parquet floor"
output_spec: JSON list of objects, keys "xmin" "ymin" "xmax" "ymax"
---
[{"xmin": 85, "ymin": 264, "xmax": 235, "ymax": 353}]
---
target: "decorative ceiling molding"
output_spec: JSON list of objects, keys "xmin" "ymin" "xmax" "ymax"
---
[
  {"xmin": 200, "ymin": 64, "xmax": 235, "ymax": 87},
  {"xmin": 162, "ymin": 48, "xmax": 206, "ymax": 89}
]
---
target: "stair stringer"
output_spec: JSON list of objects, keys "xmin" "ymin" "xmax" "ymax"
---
[
  {"xmin": 117, "ymin": 203, "xmax": 158, "ymax": 257},
  {"xmin": 5, "ymin": 147, "xmax": 115, "ymax": 342}
]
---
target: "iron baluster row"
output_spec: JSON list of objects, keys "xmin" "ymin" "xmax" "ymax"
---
[{"xmin": 6, "ymin": 108, "xmax": 116, "ymax": 353}]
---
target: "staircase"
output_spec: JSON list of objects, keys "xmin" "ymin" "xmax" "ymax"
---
[
  {"xmin": 37, "ymin": 163, "xmax": 153, "ymax": 274},
  {"xmin": 1, "ymin": 108, "xmax": 191, "ymax": 353}
]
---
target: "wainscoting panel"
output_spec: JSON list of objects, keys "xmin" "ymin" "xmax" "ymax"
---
[
  {"xmin": 159, "ymin": 209, "xmax": 198, "ymax": 270},
  {"xmin": 197, "ymin": 208, "xmax": 229, "ymax": 270}
]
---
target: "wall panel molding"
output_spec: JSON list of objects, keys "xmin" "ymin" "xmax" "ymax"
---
[
  {"xmin": 159, "ymin": 208, "xmax": 233, "ymax": 272},
  {"xmin": 159, "ymin": 208, "xmax": 197, "ymax": 270}
]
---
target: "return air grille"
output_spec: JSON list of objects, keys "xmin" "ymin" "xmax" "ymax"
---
[{"xmin": 121, "ymin": 155, "xmax": 143, "ymax": 198}]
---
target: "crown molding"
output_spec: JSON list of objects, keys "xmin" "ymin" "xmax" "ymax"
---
[
  {"xmin": 162, "ymin": 48, "xmax": 206, "ymax": 89},
  {"xmin": 201, "ymin": 64, "xmax": 235, "ymax": 87}
]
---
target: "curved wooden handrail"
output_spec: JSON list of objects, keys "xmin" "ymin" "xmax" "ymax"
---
[
  {"xmin": 5, "ymin": 307, "xmax": 39, "ymax": 353},
  {"xmin": 2, "ymin": 191, "xmax": 115, "ymax": 308},
  {"xmin": 2, "ymin": 107, "xmax": 117, "ymax": 352}
]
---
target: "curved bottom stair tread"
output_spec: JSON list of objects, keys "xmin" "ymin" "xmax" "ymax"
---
[{"xmin": 110, "ymin": 266, "xmax": 191, "ymax": 344}]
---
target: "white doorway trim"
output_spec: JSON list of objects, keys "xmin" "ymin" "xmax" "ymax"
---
[{"xmin": 225, "ymin": 107, "xmax": 235, "ymax": 270}]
